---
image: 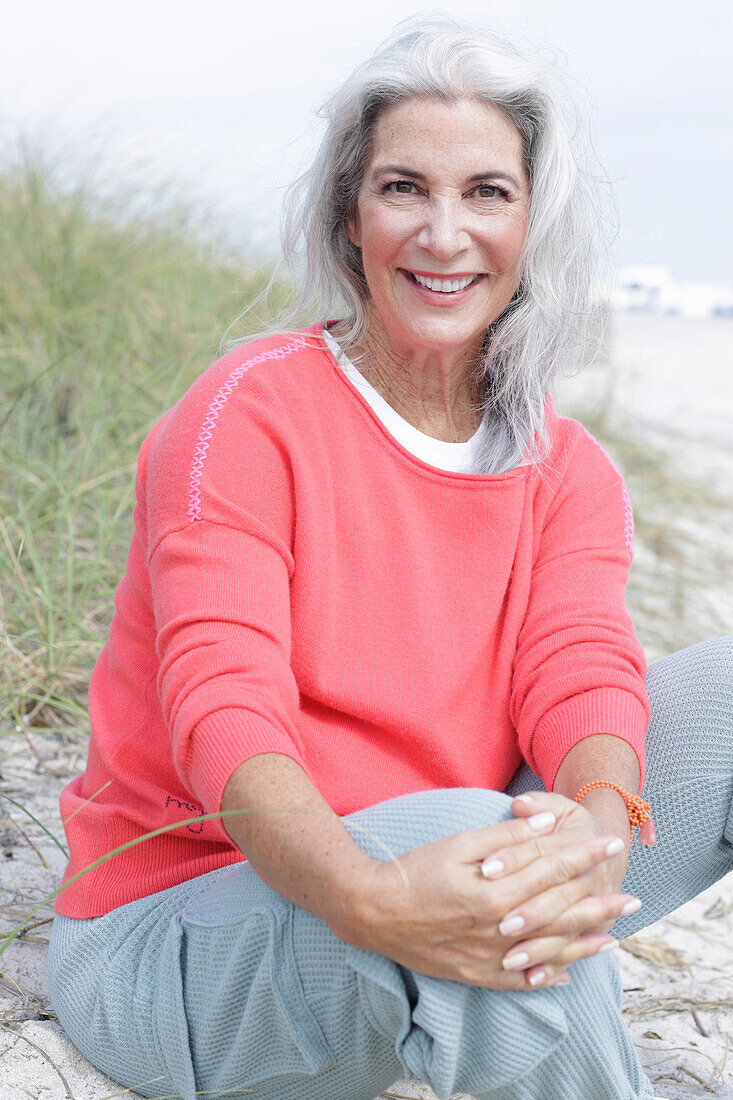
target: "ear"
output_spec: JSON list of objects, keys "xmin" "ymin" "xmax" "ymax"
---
[{"xmin": 344, "ymin": 213, "xmax": 361, "ymax": 249}]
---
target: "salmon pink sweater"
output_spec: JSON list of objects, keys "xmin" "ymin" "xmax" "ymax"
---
[{"xmin": 56, "ymin": 325, "xmax": 650, "ymax": 918}]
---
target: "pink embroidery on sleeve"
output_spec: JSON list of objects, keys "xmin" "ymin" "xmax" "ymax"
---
[
  {"xmin": 187, "ymin": 339, "xmax": 306, "ymax": 522},
  {"xmin": 587, "ymin": 436, "xmax": 634, "ymax": 551}
]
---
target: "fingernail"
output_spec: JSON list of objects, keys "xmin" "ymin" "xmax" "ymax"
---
[
  {"xmin": 514, "ymin": 795, "xmax": 535, "ymax": 804},
  {"xmin": 621, "ymin": 898, "xmax": 642, "ymax": 916},
  {"xmin": 598, "ymin": 939, "xmax": 618, "ymax": 953},
  {"xmin": 605, "ymin": 838, "xmax": 625, "ymax": 857},
  {"xmin": 528, "ymin": 811, "xmax": 555, "ymax": 832},
  {"xmin": 481, "ymin": 858, "xmax": 504, "ymax": 878},
  {"xmin": 528, "ymin": 969, "xmax": 547, "ymax": 986},
  {"xmin": 549, "ymin": 974, "xmax": 570, "ymax": 986},
  {"xmin": 502, "ymin": 951, "xmax": 530, "ymax": 970},
  {"xmin": 499, "ymin": 914, "xmax": 526, "ymax": 935}
]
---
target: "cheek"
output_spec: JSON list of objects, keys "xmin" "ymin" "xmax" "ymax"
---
[
  {"xmin": 481, "ymin": 217, "xmax": 527, "ymax": 278},
  {"xmin": 360, "ymin": 208, "xmax": 416, "ymax": 265}
]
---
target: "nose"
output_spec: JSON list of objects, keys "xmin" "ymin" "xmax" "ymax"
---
[{"xmin": 416, "ymin": 198, "xmax": 470, "ymax": 258}]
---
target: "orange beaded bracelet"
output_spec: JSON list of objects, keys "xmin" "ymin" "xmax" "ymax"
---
[{"xmin": 574, "ymin": 781, "xmax": 657, "ymax": 847}]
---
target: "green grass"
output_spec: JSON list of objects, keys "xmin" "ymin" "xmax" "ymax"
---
[{"xmin": 0, "ymin": 147, "xmax": 287, "ymax": 742}]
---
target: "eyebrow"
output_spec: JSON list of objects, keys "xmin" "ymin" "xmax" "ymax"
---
[{"xmin": 372, "ymin": 165, "xmax": 522, "ymax": 189}]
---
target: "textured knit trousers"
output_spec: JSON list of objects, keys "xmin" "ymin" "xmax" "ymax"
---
[{"xmin": 47, "ymin": 635, "xmax": 733, "ymax": 1100}]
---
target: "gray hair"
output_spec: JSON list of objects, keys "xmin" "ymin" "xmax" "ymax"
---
[{"xmin": 226, "ymin": 13, "xmax": 613, "ymax": 475}]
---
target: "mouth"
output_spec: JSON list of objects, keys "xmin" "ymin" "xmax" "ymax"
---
[{"xmin": 403, "ymin": 270, "xmax": 484, "ymax": 294}]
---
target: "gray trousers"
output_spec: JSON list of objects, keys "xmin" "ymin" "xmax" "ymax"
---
[{"xmin": 48, "ymin": 636, "xmax": 733, "ymax": 1100}]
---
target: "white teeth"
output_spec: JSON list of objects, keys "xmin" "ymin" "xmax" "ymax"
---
[{"xmin": 412, "ymin": 273, "xmax": 477, "ymax": 293}]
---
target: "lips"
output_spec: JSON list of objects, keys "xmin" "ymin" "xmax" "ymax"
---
[
  {"xmin": 411, "ymin": 272, "xmax": 478, "ymax": 293},
  {"xmin": 399, "ymin": 269, "xmax": 486, "ymax": 304},
  {"xmin": 403, "ymin": 269, "xmax": 484, "ymax": 295}
]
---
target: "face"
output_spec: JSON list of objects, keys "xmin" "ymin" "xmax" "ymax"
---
[{"xmin": 346, "ymin": 97, "xmax": 530, "ymax": 361}]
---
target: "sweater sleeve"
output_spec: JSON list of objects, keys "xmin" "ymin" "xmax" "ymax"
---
[
  {"xmin": 510, "ymin": 422, "xmax": 650, "ymax": 791},
  {"xmin": 145, "ymin": 364, "xmax": 311, "ymax": 820}
]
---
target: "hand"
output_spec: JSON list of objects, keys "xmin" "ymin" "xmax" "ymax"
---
[
  {"xmin": 483, "ymin": 789, "xmax": 636, "ymax": 986},
  {"xmin": 510, "ymin": 788, "xmax": 631, "ymax": 903},
  {"xmin": 344, "ymin": 801, "xmax": 639, "ymax": 990}
]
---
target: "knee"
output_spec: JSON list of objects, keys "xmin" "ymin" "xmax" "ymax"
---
[
  {"xmin": 648, "ymin": 634, "xmax": 733, "ymax": 714},
  {"xmin": 340, "ymin": 787, "xmax": 515, "ymax": 863},
  {"xmin": 646, "ymin": 635, "xmax": 733, "ymax": 772}
]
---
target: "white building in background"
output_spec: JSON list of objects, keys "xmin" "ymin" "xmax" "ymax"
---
[{"xmin": 610, "ymin": 265, "xmax": 733, "ymax": 319}]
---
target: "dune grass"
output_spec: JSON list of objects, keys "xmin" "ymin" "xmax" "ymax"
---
[
  {"xmin": 0, "ymin": 148, "xmax": 286, "ymax": 746},
  {"xmin": 568, "ymin": 382, "xmax": 733, "ymax": 660}
]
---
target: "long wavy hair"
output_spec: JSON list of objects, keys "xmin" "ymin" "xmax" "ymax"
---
[{"xmin": 223, "ymin": 13, "xmax": 613, "ymax": 474}]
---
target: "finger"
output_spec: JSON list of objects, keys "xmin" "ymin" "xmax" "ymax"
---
[
  {"xmin": 485, "ymin": 837, "xmax": 626, "ymax": 925},
  {"xmin": 523, "ymin": 962, "xmax": 576, "ymax": 987},
  {"xmin": 500, "ymin": 932, "xmax": 574, "ymax": 972},
  {"xmin": 469, "ymin": 966, "xmax": 572, "ymax": 990},
  {"xmin": 509, "ymin": 792, "xmax": 580, "ymax": 820},
  {"xmin": 520, "ymin": 962, "xmax": 572, "ymax": 988},
  {"xmin": 496, "ymin": 868, "xmax": 625, "ymax": 939},
  {"xmin": 510, "ymin": 792, "xmax": 590, "ymax": 833},
  {"xmin": 458, "ymin": 808, "xmax": 559, "ymax": 863},
  {"xmin": 480, "ymin": 831, "xmax": 625, "ymax": 881},
  {"xmin": 479, "ymin": 826, "xmax": 606, "ymax": 879},
  {"xmin": 484, "ymin": 963, "xmax": 572, "ymax": 989},
  {"xmin": 502, "ymin": 932, "xmax": 618, "ymax": 976},
  {"xmin": 524, "ymin": 933, "xmax": 618, "ymax": 986},
  {"xmin": 525, "ymin": 892, "xmax": 643, "ymax": 939}
]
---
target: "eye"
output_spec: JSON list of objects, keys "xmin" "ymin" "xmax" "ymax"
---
[
  {"xmin": 473, "ymin": 183, "xmax": 508, "ymax": 200},
  {"xmin": 384, "ymin": 180, "xmax": 417, "ymax": 195}
]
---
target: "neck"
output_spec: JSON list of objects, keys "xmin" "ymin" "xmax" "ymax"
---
[{"xmin": 331, "ymin": 312, "xmax": 485, "ymax": 443}]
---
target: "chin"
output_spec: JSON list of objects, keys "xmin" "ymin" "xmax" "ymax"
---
[{"xmin": 397, "ymin": 319, "xmax": 490, "ymax": 352}]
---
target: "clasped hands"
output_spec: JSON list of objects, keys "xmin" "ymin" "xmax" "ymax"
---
[{"xmin": 349, "ymin": 790, "xmax": 641, "ymax": 990}]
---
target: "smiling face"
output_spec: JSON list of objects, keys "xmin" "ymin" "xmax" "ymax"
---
[{"xmin": 346, "ymin": 96, "xmax": 530, "ymax": 364}]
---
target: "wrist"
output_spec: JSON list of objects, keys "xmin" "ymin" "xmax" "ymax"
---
[
  {"xmin": 579, "ymin": 788, "xmax": 632, "ymax": 849},
  {"xmin": 325, "ymin": 855, "xmax": 389, "ymax": 947},
  {"xmin": 552, "ymin": 734, "xmax": 642, "ymax": 850},
  {"xmin": 582, "ymin": 790, "xmax": 632, "ymax": 893}
]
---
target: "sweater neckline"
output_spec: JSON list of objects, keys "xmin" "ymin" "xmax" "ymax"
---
[
  {"xmin": 321, "ymin": 326, "xmax": 491, "ymax": 471},
  {"xmin": 316, "ymin": 321, "xmax": 532, "ymax": 484}
]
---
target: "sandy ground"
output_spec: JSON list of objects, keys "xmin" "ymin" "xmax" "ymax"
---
[{"xmin": 1, "ymin": 724, "xmax": 732, "ymax": 1100}]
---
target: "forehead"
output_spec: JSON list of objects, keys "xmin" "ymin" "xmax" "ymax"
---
[{"xmin": 366, "ymin": 96, "xmax": 527, "ymax": 181}]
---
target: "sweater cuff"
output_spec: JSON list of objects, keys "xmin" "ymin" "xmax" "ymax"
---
[
  {"xmin": 187, "ymin": 709, "xmax": 310, "ymax": 823},
  {"xmin": 529, "ymin": 688, "xmax": 649, "ymax": 792}
]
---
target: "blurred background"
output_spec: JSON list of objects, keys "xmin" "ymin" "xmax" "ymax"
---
[{"xmin": 3, "ymin": 0, "xmax": 731, "ymax": 279}]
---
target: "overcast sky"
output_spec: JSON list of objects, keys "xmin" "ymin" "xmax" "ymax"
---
[{"xmin": 1, "ymin": 0, "xmax": 731, "ymax": 281}]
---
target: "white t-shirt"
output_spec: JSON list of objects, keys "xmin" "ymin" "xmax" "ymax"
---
[{"xmin": 322, "ymin": 327, "xmax": 489, "ymax": 474}]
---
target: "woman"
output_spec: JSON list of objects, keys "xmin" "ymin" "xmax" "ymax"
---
[{"xmin": 48, "ymin": 15, "xmax": 733, "ymax": 1100}]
